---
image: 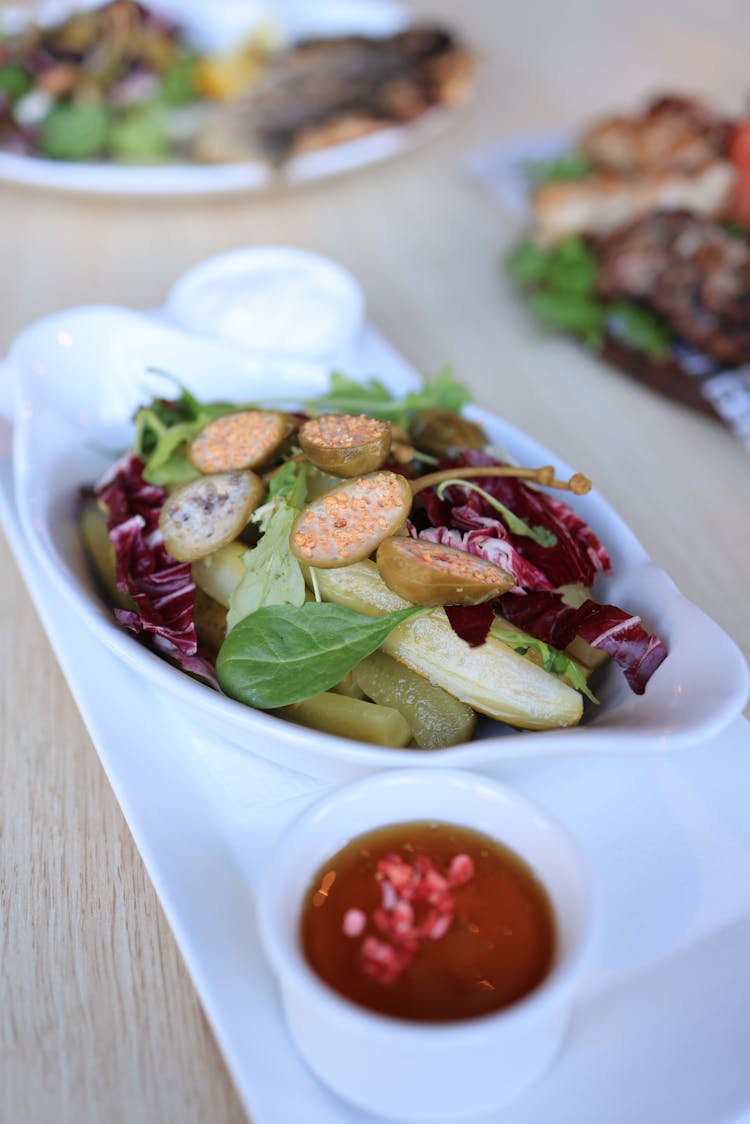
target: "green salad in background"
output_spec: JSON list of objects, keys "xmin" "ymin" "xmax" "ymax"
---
[{"xmin": 0, "ymin": 0, "xmax": 271, "ymax": 163}]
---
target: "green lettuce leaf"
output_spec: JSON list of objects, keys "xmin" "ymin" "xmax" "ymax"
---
[
  {"xmin": 507, "ymin": 235, "xmax": 671, "ymax": 357},
  {"xmin": 38, "ymin": 102, "xmax": 111, "ymax": 160},
  {"xmin": 226, "ymin": 463, "xmax": 308, "ymax": 631}
]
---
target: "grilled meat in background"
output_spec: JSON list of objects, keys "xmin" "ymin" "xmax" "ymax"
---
[
  {"xmin": 596, "ymin": 211, "xmax": 750, "ymax": 367},
  {"xmin": 193, "ymin": 25, "xmax": 476, "ymax": 165},
  {"xmin": 531, "ymin": 96, "xmax": 737, "ymax": 247},
  {"xmin": 507, "ymin": 93, "xmax": 750, "ymax": 447}
]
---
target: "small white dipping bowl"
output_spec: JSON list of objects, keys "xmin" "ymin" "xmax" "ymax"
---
[
  {"xmin": 257, "ymin": 768, "xmax": 594, "ymax": 1122},
  {"xmin": 165, "ymin": 245, "xmax": 365, "ymax": 361}
]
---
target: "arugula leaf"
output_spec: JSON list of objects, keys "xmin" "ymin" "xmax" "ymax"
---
[
  {"xmin": 133, "ymin": 378, "xmax": 241, "ymax": 487},
  {"xmin": 226, "ymin": 463, "xmax": 308, "ymax": 631},
  {"xmin": 523, "ymin": 151, "xmax": 594, "ymax": 187},
  {"xmin": 317, "ymin": 371, "xmax": 396, "ymax": 408},
  {"xmin": 217, "ymin": 602, "xmax": 427, "ymax": 708},
  {"xmin": 491, "ymin": 621, "xmax": 599, "ymax": 702},
  {"xmin": 307, "ymin": 366, "xmax": 470, "ymax": 427},
  {"xmin": 131, "ymin": 367, "xmax": 470, "ymax": 485}
]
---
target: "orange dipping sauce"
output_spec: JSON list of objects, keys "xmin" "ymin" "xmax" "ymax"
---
[{"xmin": 300, "ymin": 820, "xmax": 556, "ymax": 1023}]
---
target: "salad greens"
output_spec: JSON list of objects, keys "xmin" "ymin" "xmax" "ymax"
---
[
  {"xmin": 0, "ymin": 2, "xmax": 205, "ymax": 164},
  {"xmin": 84, "ymin": 366, "xmax": 668, "ymax": 747},
  {"xmin": 306, "ymin": 366, "xmax": 471, "ymax": 428},
  {"xmin": 506, "ymin": 235, "xmax": 672, "ymax": 357}
]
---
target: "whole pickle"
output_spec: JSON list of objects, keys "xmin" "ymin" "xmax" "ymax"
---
[{"xmin": 409, "ymin": 408, "xmax": 487, "ymax": 458}]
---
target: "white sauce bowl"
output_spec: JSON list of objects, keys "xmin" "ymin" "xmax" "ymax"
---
[
  {"xmin": 256, "ymin": 768, "xmax": 595, "ymax": 1122},
  {"xmin": 165, "ymin": 245, "xmax": 365, "ymax": 361}
]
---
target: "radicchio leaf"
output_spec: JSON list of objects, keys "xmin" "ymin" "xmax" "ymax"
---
[
  {"xmin": 418, "ymin": 450, "xmax": 611, "ymax": 589},
  {"xmin": 444, "ymin": 603, "xmax": 495, "ymax": 647},
  {"xmin": 415, "ymin": 520, "xmax": 554, "ymax": 592},
  {"xmin": 95, "ymin": 452, "xmax": 217, "ymax": 686},
  {"xmin": 499, "ymin": 591, "xmax": 668, "ymax": 694}
]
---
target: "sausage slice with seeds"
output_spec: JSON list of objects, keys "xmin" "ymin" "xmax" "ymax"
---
[
  {"xmin": 159, "ymin": 471, "xmax": 263, "ymax": 562},
  {"xmin": 290, "ymin": 471, "xmax": 412, "ymax": 568},
  {"xmin": 298, "ymin": 413, "xmax": 391, "ymax": 477},
  {"xmin": 188, "ymin": 410, "xmax": 290, "ymax": 474},
  {"xmin": 376, "ymin": 537, "xmax": 513, "ymax": 605}
]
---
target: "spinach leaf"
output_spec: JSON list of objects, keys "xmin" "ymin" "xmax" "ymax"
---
[{"xmin": 217, "ymin": 602, "xmax": 427, "ymax": 708}]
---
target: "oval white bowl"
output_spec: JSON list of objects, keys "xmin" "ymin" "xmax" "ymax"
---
[{"xmin": 9, "ymin": 299, "xmax": 749, "ymax": 780}]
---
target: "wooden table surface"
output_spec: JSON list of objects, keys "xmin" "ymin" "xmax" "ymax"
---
[{"xmin": 2, "ymin": 2, "xmax": 749, "ymax": 1122}]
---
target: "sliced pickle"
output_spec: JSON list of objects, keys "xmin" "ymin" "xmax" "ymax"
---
[
  {"xmin": 159, "ymin": 470, "xmax": 263, "ymax": 562},
  {"xmin": 289, "ymin": 471, "xmax": 412, "ymax": 568},
  {"xmin": 409, "ymin": 408, "xmax": 487, "ymax": 458},
  {"xmin": 192, "ymin": 540, "xmax": 248, "ymax": 607},
  {"xmin": 353, "ymin": 650, "xmax": 476, "ymax": 748},
  {"xmin": 298, "ymin": 413, "xmax": 391, "ymax": 477},
  {"xmin": 376, "ymin": 537, "xmax": 513, "ymax": 606},
  {"xmin": 193, "ymin": 587, "xmax": 228, "ymax": 657},
  {"xmin": 78, "ymin": 494, "xmax": 134, "ymax": 610},
  {"xmin": 276, "ymin": 691, "xmax": 412, "ymax": 747},
  {"xmin": 188, "ymin": 410, "xmax": 291, "ymax": 474}
]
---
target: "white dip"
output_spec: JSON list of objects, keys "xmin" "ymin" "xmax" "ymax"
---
[{"xmin": 169, "ymin": 248, "xmax": 365, "ymax": 359}]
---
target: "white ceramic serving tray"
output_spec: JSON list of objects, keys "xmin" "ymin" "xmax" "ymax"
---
[
  {"xmin": 8, "ymin": 297, "xmax": 749, "ymax": 781},
  {"xmin": 2, "ymin": 374, "xmax": 750, "ymax": 1122},
  {"xmin": 0, "ymin": 0, "xmax": 452, "ymax": 196}
]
